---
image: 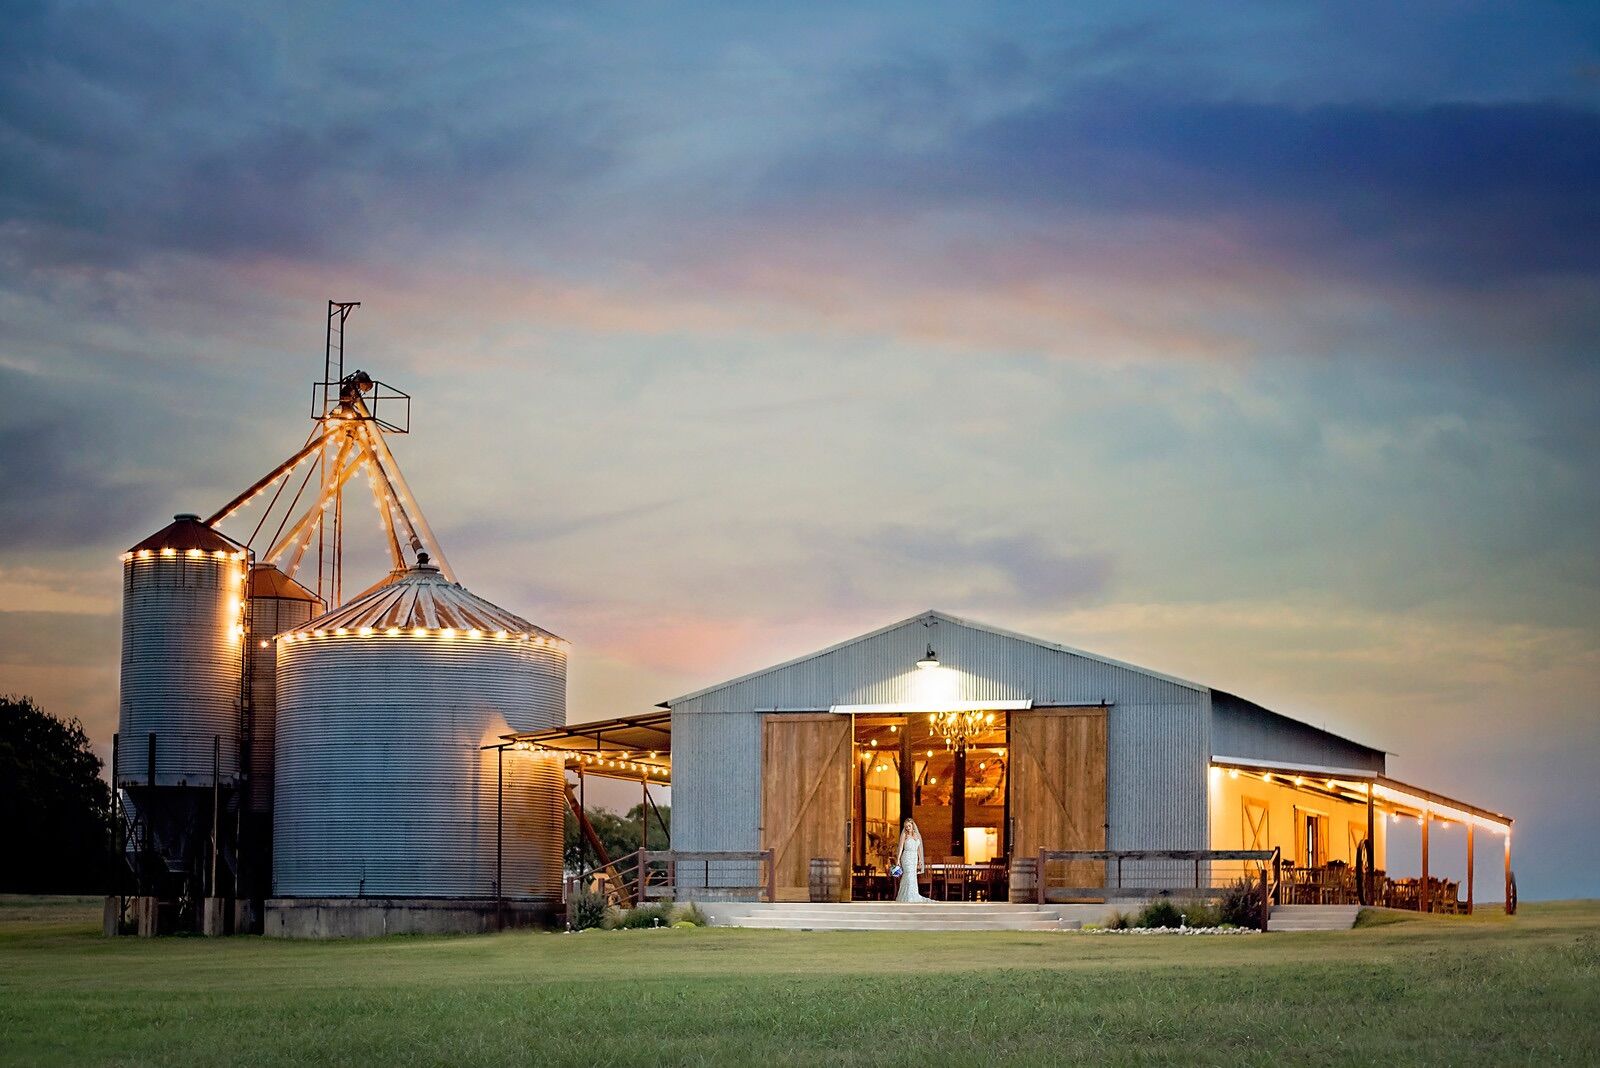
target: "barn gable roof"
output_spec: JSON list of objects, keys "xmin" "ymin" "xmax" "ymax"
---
[
  {"xmin": 661, "ymin": 609, "xmax": 1386, "ymax": 766},
  {"xmin": 663, "ymin": 608, "xmax": 1208, "ymax": 707}
]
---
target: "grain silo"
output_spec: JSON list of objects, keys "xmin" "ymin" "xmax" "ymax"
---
[
  {"xmin": 116, "ymin": 514, "xmax": 249, "ymax": 933},
  {"xmin": 236, "ymin": 564, "xmax": 322, "ymax": 920},
  {"xmin": 269, "ymin": 555, "xmax": 567, "ymax": 936}
]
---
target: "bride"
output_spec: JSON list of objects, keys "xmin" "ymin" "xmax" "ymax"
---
[{"xmin": 894, "ymin": 818, "xmax": 929, "ymax": 903}]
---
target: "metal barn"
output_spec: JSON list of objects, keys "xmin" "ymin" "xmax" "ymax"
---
[{"xmin": 520, "ymin": 609, "xmax": 1514, "ymax": 917}]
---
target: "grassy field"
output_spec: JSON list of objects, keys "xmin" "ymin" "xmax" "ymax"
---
[{"xmin": 2, "ymin": 897, "xmax": 1596, "ymax": 1066}]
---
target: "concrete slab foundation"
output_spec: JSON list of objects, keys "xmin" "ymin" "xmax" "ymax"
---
[
  {"xmin": 265, "ymin": 897, "xmax": 557, "ymax": 939},
  {"xmin": 694, "ymin": 900, "xmax": 1120, "ymax": 931}
]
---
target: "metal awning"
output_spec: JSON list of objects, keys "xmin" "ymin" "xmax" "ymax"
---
[
  {"xmin": 1212, "ymin": 755, "xmax": 1513, "ymax": 830},
  {"xmin": 506, "ymin": 711, "xmax": 673, "ymax": 783}
]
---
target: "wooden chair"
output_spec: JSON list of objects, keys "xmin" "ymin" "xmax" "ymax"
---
[{"xmin": 939, "ymin": 857, "xmax": 965, "ymax": 900}]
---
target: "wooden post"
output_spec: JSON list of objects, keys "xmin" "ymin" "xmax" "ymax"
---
[
  {"xmin": 1036, "ymin": 849, "xmax": 1047, "ymax": 905},
  {"xmin": 951, "ymin": 747, "xmax": 967, "ymax": 858},
  {"xmin": 495, "ymin": 746, "xmax": 504, "ymax": 907},
  {"xmin": 898, "ymin": 726, "xmax": 913, "ymax": 827},
  {"xmin": 855, "ymin": 751, "xmax": 868, "ymax": 864},
  {"xmin": 1001, "ymin": 713, "xmax": 1011, "ymax": 862},
  {"xmin": 1466, "ymin": 824, "xmax": 1475, "ymax": 915},
  {"xmin": 1258, "ymin": 868, "xmax": 1270, "ymax": 931},
  {"xmin": 1420, "ymin": 810, "xmax": 1431, "ymax": 913},
  {"xmin": 1365, "ymin": 782, "xmax": 1376, "ymax": 905},
  {"xmin": 765, "ymin": 849, "xmax": 776, "ymax": 903},
  {"xmin": 640, "ymin": 776, "xmax": 648, "ymax": 851},
  {"xmin": 1503, "ymin": 831, "xmax": 1512, "ymax": 915}
]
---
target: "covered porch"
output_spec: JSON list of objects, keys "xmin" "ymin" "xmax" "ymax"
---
[{"xmin": 1210, "ymin": 756, "xmax": 1515, "ymax": 914}]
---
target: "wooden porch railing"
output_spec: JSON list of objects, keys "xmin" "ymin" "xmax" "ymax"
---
[
  {"xmin": 1035, "ymin": 848, "xmax": 1280, "ymax": 929},
  {"xmin": 566, "ymin": 849, "xmax": 776, "ymax": 909}
]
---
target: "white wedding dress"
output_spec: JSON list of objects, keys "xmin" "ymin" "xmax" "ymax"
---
[{"xmin": 895, "ymin": 833, "xmax": 928, "ymax": 903}]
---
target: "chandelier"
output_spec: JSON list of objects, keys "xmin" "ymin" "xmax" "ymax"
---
[{"xmin": 929, "ymin": 709, "xmax": 995, "ymax": 752}]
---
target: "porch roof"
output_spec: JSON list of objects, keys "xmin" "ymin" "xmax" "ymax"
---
[
  {"xmin": 1212, "ymin": 755, "xmax": 1513, "ymax": 830},
  {"xmin": 506, "ymin": 710, "xmax": 673, "ymax": 784}
]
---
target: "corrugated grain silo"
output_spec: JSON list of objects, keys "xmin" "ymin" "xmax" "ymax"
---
[
  {"xmin": 119, "ymin": 514, "xmax": 249, "ymax": 787},
  {"xmin": 243, "ymin": 564, "xmax": 322, "ymax": 815},
  {"xmin": 272, "ymin": 555, "xmax": 567, "ymax": 904}
]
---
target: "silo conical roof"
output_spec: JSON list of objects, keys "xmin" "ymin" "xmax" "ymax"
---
[
  {"xmin": 249, "ymin": 563, "xmax": 321, "ymax": 602},
  {"xmin": 294, "ymin": 558, "xmax": 563, "ymax": 641},
  {"xmin": 128, "ymin": 513, "xmax": 246, "ymax": 555}
]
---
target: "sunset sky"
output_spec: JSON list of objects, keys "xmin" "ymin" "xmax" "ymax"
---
[{"xmin": 2, "ymin": 3, "xmax": 1597, "ymax": 897}]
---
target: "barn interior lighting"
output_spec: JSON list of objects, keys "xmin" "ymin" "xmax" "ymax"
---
[{"xmin": 928, "ymin": 708, "xmax": 994, "ymax": 753}]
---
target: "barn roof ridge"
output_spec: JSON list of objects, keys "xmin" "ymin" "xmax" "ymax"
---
[{"xmin": 662, "ymin": 608, "xmax": 1210, "ymax": 707}]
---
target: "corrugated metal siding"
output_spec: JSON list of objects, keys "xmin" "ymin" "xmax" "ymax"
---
[
  {"xmin": 244, "ymin": 592, "xmax": 319, "ymax": 812},
  {"xmin": 1211, "ymin": 691, "xmax": 1385, "ymax": 773},
  {"xmin": 672, "ymin": 615, "xmax": 1212, "ymax": 862},
  {"xmin": 670, "ymin": 710, "xmax": 762, "ymax": 892},
  {"xmin": 1109, "ymin": 698, "xmax": 1210, "ymax": 885},
  {"xmin": 118, "ymin": 554, "xmax": 246, "ymax": 786},
  {"xmin": 274, "ymin": 635, "xmax": 566, "ymax": 899},
  {"xmin": 673, "ymin": 616, "xmax": 1201, "ymax": 715}
]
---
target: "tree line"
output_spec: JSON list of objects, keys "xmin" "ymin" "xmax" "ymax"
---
[{"xmin": 0, "ymin": 696, "xmax": 110, "ymax": 893}]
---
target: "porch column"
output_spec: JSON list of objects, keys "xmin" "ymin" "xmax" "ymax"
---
[
  {"xmin": 951, "ymin": 747, "xmax": 967, "ymax": 858},
  {"xmin": 1466, "ymin": 824, "xmax": 1475, "ymax": 915},
  {"xmin": 1504, "ymin": 831, "xmax": 1513, "ymax": 914},
  {"xmin": 1365, "ymin": 782, "xmax": 1376, "ymax": 904},
  {"xmin": 898, "ymin": 727, "xmax": 913, "ymax": 826},
  {"xmin": 1420, "ymin": 809, "xmax": 1430, "ymax": 913}
]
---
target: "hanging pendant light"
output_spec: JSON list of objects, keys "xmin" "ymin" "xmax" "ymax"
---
[
  {"xmin": 916, "ymin": 644, "xmax": 939, "ymax": 670},
  {"xmin": 928, "ymin": 709, "xmax": 996, "ymax": 753}
]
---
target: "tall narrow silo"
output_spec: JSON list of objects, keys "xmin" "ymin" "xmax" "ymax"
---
[
  {"xmin": 272, "ymin": 556, "xmax": 567, "ymax": 903},
  {"xmin": 117, "ymin": 514, "xmax": 249, "ymax": 926},
  {"xmin": 119, "ymin": 515, "xmax": 249, "ymax": 786}
]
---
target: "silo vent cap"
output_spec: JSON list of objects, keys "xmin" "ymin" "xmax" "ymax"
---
[{"xmin": 174, "ymin": 513, "xmax": 201, "ymax": 522}]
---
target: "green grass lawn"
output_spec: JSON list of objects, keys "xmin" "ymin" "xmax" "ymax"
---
[{"xmin": 2, "ymin": 897, "xmax": 1596, "ymax": 1066}]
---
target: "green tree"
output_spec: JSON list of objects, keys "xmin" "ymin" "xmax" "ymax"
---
[
  {"xmin": 564, "ymin": 803, "xmax": 669, "ymax": 870},
  {"xmin": 0, "ymin": 696, "xmax": 110, "ymax": 892}
]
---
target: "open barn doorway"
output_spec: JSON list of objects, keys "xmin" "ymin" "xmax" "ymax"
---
[{"xmin": 849, "ymin": 713, "xmax": 1009, "ymax": 901}]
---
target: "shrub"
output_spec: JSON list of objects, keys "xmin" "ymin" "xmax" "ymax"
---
[
  {"xmin": 1135, "ymin": 899, "xmax": 1184, "ymax": 929},
  {"xmin": 1106, "ymin": 910, "xmax": 1133, "ymax": 930},
  {"xmin": 606, "ymin": 903, "xmax": 675, "ymax": 930},
  {"xmin": 671, "ymin": 902, "xmax": 708, "ymax": 927},
  {"xmin": 1219, "ymin": 877, "xmax": 1262, "ymax": 928},
  {"xmin": 568, "ymin": 888, "xmax": 608, "ymax": 932},
  {"xmin": 1181, "ymin": 901, "xmax": 1221, "ymax": 928}
]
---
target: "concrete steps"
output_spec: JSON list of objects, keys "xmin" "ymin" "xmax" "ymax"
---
[
  {"xmin": 695, "ymin": 901, "xmax": 1082, "ymax": 931},
  {"xmin": 1269, "ymin": 905, "xmax": 1362, "ymax": 931}
]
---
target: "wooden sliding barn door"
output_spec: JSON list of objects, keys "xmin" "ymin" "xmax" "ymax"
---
[
  {"xmin": 1009, "ymin": 707, "xmax": 1108, "ymax": 899},
  {"xmin": 761, "ymin": 714, "xmax": 851, "ymax": 902}
]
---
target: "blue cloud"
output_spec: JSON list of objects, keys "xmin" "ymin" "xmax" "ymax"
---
[{"xmin": 757, "ymin": 92, "xmax": 1600, "ymax": 287}]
